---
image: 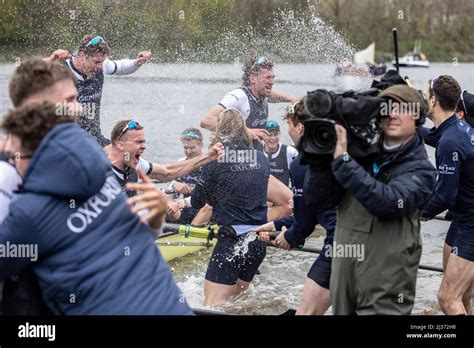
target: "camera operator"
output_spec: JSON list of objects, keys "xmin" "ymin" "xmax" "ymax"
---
[{"xmin": 329, "ymin": 85, "xmax": 436, "ymax": 314}]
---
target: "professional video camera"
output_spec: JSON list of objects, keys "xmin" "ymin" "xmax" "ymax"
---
[
  {"xmin": 299, "ymin": 70, "xmax": 409, "ymax": 213},
  {"xmin": 300, "ymin": 88, "xmax": 386, "ymax": 161},
  {"xmin": 299, "ymin": 70, "xmax": 409, "ymax": 163}
]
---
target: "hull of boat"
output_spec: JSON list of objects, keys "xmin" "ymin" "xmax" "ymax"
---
[
  {"xmin": 157, "ymin": 234, "xmax": 215, "ymax": 262},
  {"xmin": 156, "ymin": 223, "xmax": 217, "ymax": 262},
  {"xmin": 392, "ymin": 60, "xmax": 429, "ymax": 68}
]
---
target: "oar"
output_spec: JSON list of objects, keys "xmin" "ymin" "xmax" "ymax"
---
[
  {"xmin": 392, "ymin": 28, "xmax": 399, "ymax": 72},
  {"xmin": 266, "ymin": 232, "xmax": 444, "ymax": 273},
  {"xmin": 161, "ymin": 223, "xmax": 215, "ymax": 240},
  {"xmin": 156, "ymin": 241, "xmax": 212, "ymax": 247}
]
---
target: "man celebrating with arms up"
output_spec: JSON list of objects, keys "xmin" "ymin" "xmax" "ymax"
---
[{"xmin": 45, "ymin": 34, "xmax": 151, "ymax": 146}]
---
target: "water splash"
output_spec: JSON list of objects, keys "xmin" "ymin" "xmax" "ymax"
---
[
  {"xmin": 225, "ymin": 231, "xmax": 258, "ymax": 262},
  {"xmin": 1, "ymin": 4, "xmax": 355, "ymax": 65}
]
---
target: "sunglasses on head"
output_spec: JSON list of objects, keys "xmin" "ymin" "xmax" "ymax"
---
[
  {"xmin": 430, "ymin": 76, "xmax": 439, "ymax": 100},
  {"xmin": 182, "ymin": 131, "xmax": 201, "ymax": 140},
  {"xmin": 251, "ymin": 56, "xmax": 270, "ymax": 70},
  {"xmin": 460, "ymin": 90, "xmax": 468, "ymax": 114},
  {"xmin": 287, "ymin": 101, "xmax": 301, "ymax": 114},
  {"xmin": 265, "ymin": 121, "xmax": 279, "ymax": 129},
  {"xmin": 117, "ymin": 120, "xmax": 140, "ymax": 141},
  {"xmin": 85, "ymin": 36, "xmax": 104, "ymax": 49}
]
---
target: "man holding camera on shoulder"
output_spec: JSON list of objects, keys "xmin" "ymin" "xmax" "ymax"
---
[{"xmin": 329, "ymin": 85, "xmax": 436, "ymax": 314}]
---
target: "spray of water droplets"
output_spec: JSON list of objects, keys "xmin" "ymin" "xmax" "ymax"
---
[{"xmin": 225, "ymin": 231, "xmax": 258, "ymax": 262}]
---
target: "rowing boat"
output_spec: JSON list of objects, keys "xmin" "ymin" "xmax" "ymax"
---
[{"xmin": 156, "ymin": 223, "xmax": 217, "ymax": 262}]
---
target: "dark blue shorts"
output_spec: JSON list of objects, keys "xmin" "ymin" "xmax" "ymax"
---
[
  {"xmin": 205, "ymin": 228, "xmax": 266, "ymax": 285},
  {"xmin": 451, "ymin": 224, "xmax": 474, "ymax": 262},
  {"xmin": 445, "ymin": 222, "xmax": 458, "ymax": 247},
  {"xmin": 307, "ymin": 234, "xmax": 333, "ymax": 290}
]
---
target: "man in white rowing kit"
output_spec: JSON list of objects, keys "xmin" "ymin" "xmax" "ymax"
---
[
  {"xmin": 45, "ymin": 34, "xmax": 151, "ymax": 146},
  {"xmin": 200, "ymin": 53, "xmax": 299, "ymax": 143},
  {"xmin": 107, "ymin": 119, "xmax": 224, "ymax": 197}
]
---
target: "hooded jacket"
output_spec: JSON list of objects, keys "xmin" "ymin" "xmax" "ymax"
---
[{"xmin": 0, "ymin": 124, "xmax": 191, "ymax": 315}]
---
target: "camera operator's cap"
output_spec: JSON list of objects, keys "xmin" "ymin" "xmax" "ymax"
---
[
  {"xmin": 379, "ymin": 85, "xmax": 427, "ymax": 116},
  {"xmin": 265, "ymin": 120, "xmax": 280, "ymax": 132}
]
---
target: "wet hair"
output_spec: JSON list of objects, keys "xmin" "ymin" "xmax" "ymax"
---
[
  {"xmin": 111, "ymin": 119, "xmax": 144, "ymax": 145},
  {"xmin": 428, "ymin": 75, "xmax": 461, "ymax": 112},
  {"xmin": 283, "ymin": 100, "xmax": 311, "ymax": 126},
  {"xmin": 2, "ymin": 102, "xmax": 75, "ymax": 155},
  {"xmin": 242, "ymin": 52, "xmax": 274, "ymax": 87},
  {"xmin": 78, "ymin": 34, "xmax": 110, "ymax": 57},
  {"xmin": 210, "ymin": 109, "xmax": 253, "ymax": 148},
  {"xmin": 8, "ymin": 59, "xmax": 75, "ymax": 107},
  {"xmin": 181, "ymin": 127, "xmax": 203, "ymax": 143}
]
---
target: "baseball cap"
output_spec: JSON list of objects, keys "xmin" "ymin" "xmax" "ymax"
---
[{"xmin": 379, "ymin": 85, "xmax": 428, "ymax": 119}]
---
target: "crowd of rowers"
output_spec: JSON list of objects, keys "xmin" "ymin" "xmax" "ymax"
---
[{"xmin": 0, "ymin": 34, "xmax": 473, "ymax": 315}]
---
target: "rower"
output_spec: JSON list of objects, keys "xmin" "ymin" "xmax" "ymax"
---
[
  {"xmin": 44, "ymin": 34, "xmax": 152, "ymax": 146},
  {"xmin": 107, "ymin": 120, "xmax": 224, "ymax": 197},
  {"xmin": 167, "ymin": 128, "xmax": 213, "ymax": 225},
  {"xmin": 262, "ymin": 120, "xmax": 298, "ymax": 187},
  {"xmin": 200, "ymin": 53, "xmax": 298, "ymax": 144}
]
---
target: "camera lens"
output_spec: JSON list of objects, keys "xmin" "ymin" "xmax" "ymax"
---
[
  {"xmin": 315, "ymin": 127, "xmax": 334, "ymax": 145},
  {"xmin": 302, "ymin": 119, "xmax": 337, "ymax": 155}
]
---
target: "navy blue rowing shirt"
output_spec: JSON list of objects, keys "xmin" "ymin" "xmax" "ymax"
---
[
  {"xmin": 421, "ymin": 115, "xmax": 474, "ymax": 227},
  {"xmin": 190, "ymin": 140, "xmax": 269, "ymax": 226},
  {"xmin": 274, "ymin": 155, "xmax": 337, "ymax": 247}
]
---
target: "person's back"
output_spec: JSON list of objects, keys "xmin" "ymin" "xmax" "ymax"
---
[
  {"xmin": 194, "ymin": 140, "xmax": 269, "ymax": 227},
  {"xmin": 0, "ymin": 107, "xmax": 191, "ymax": 315}
]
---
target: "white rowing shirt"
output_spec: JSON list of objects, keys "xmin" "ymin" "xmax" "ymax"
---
[
  {"xmin": 219, "ymin": 87, "xmax": 269, "ymax": 129},
  {"xmin": 0, "ymin": 161, "xmax": 22, "ymax": 222},
  {"xmin": 64, "ymin": 57, "xmax": 140, "ymax": 146}
]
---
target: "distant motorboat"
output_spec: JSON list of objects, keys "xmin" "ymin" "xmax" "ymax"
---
[{"xmin": 392, "ymin": 40, "xmax": 430, "ymax": 68}]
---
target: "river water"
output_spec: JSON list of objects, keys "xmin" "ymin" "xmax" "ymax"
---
[{"xmin": 1, "ymin": 62, "xmax": 473, "ymax": 315}]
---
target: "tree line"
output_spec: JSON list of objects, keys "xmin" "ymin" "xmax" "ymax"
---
[{"xmin": 0, "ymin": 0, "xmax": 472, "ymax": 62}]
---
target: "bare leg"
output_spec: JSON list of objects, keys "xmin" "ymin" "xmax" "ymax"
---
[
  {"xmin": 442, "ymin": 243, "xmax": 452, "ymax": 270},
  {"xmin": 461, "ymin": 282, "xmax": 472, "ymax": 315},
  {"xmin": 203, "ymin": 280, "xmax": 239, "ymax": 306},
  {"xmin": 438, "ymin": 254, "xmax": 474, "ymax": 315},
  {"xmin": 296, "ymin": 277, "xmax": 331, "ymax": 315},
  {"xmin": 191, "ymin": 204, "xmax": 213, "ymax": 225},
  {"xmin": 442, "ymin": 243, "xmax": 472, "ymax": 314},
  {"xmin": 235, "ymin": 279, "xmax": 251, "ymax": 296}
]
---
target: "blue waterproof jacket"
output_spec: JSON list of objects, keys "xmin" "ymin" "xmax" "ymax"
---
[
  {"xmin": 0, "ymin": 124, "xmax": 191, "ymax": 315},
  {"xmin": 274, "ymin": 156, "xmax": 337, "ymax": 247}
]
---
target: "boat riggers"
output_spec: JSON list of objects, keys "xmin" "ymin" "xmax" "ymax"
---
[{"xmin": 162, "ymin": 223, "xmax": 216, "ymax": 241}]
